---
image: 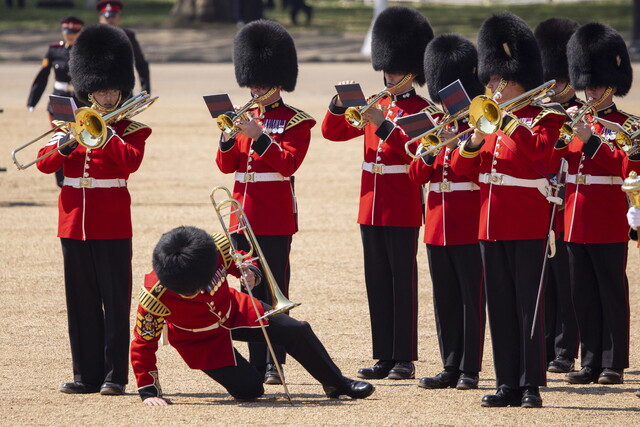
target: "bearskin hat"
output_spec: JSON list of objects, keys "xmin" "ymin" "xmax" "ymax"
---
[
  {"xmin": 233, "ymin": 19, "xmax": 298, "ymax": 92},
  {"xmin": 371, "ymin": 6, "xmax": 434, "ymax": 86},
  {"xmin": 567, "ymin": 22, "xmax": 632, "ymax": 97},
  {"xmin": 534, "ymin": 18, "xmax": 579, "ymax": 83},
  {"xmin": 424, "ymin": 34, "xmax": 484, "ymax": 102},
  {"xmin": 477, "ymin": 12, "xmax": 543, "ymax": 91},
  {"xmin": 69, "ymin": 24, "xmax": 134, "ymax": 106},
  {"xmin": 152, "ymin": 226, "xmax": 219, "ymax": 296}
]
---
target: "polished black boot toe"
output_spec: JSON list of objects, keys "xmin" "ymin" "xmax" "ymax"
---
[
  {"xmin": 598, "ymin": 368, "xmax": 623, "ymax": 385},
  {"xmin": 357, "ymin": 360, "xmax": 395, "ymax": 379},
  {"xmin": 387, "ymin": 361, "xmax": 415, "ymax": 380},
  {"xmin": 60, "ymin": 381, "xmax": 100, "ymax": 394},
  {"xmin": 418, "ymin": 370, "xmax": 459, "ymax": 389},
  {"xmin": 481, "ymin": 388, "xmax": 521, "ymax": 407},
  {"xmin": 565, "ymin": 366, "xmax": 600, "ymax": 384},
  {"xmin": 100, "ymin": 382, "xmax": 126, "ymax": 396},
  {"xmin": 456, "ymin": 372, "xmax": 479, "ymax": 390},
  {"xmin": 324, "ymin": 377, "xmax": 375, "ymax": 399},
  {"xmin": 547, "ymin": 356, "xmax": 575, "ymax": 373},
  {"xmin": 521, "ymin": 387, "xmax": 543, "ymax": 408},
  {"xmin": 264, "ymin": 363, "xmax": 284, "ymax": 385}
]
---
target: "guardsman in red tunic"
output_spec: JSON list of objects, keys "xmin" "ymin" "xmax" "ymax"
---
[
  {"xmin": 534, "ymin": 18, "xmax": 581, "ymax": 376},
  {"xmin": 554, "ymin": 22, "xmax": 637, "ymax": 386},
  {"xmin": 450, "ymin": 13, "xmax": 565, "ymax": 408},
  {"xmin": 35, "ymin": 25, "xmax": 151, "ymax": 396},
  {"xmin": 27, "ymin": 16, "xmax": 84, "ymax": 188},
  {"xmin": 130, "ymin": 226, "xmax": 374, "ymax": 405},
  {"xmin": 322, "ymin": 6, "xmax": 437, "ymax": 381},
  {"xmin": 215, "ymin": 20, "xmax": 315, "ymax": 385},
  {"xmin": 408, "ymin": 34, "xmax": 485, "ymax": 391}
]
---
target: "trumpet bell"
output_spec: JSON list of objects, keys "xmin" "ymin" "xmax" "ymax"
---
[
  {"xmin": 345, "ymin": 107, "xmax": 365, "ymax": 129},
  {"xmin": 216, "ymin": 113, "xmax": 236, "ymax": 135},
  {"xmin": 615, "ymin": 132, "xmax": 637, "ymax": 155}
]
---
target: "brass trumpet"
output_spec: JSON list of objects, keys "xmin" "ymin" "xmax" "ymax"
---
[
  {"xmin": 615, "ymin": 126, "xmax": 640, "ymax": 157},
  {"xmin": 558, "ymin": 87, "xmax": 613, "ymax": 145},
  {"xmin": 216, "ymin": 87, "xmax": 277, "ymax": 138},
  {"xmin": 404, "ymin": 108, "xmax": 470, "ymax": 159},
  {"xmin": 11, "ymin": 91, "xmax": 157, "ymax": 170},
  {"xmin": 345, "ymin": 74, "xmax": 413, "ymax": 129}
]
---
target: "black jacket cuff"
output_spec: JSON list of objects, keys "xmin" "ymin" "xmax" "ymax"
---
[
  {"xmin": 138, "ymin": 385, "xmax": 159, "ymax": 401},
  {"xmin": 219, "ymin": 136, "xmax": 236, "ymax": 152},
  {"xmin": 375, "ymin": 119, "xmax": 395, "ymax": 140},
  {"xmin": 328, "ymin": 96, "xmax": 348, "ymax": 115},
  {"xmin": 251, "ymin": 133, "xmax": 272, "ymax": 156},
  {"xmin": 582, "ymin": 134, "xmax": 601, "ymax": 158}
]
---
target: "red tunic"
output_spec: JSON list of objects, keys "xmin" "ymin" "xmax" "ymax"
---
[
  {"xmin": 451, "ymin": 105, "xmax": 565, "ymax": 241},
  {"xmin": 408, "ymin": 129, "xmax": 480, "ymax": 245},
  {"xmin": 322, "ymin": 89, "xmax": 442, "ymax": 227},
  {"xmin": 36, "ymin": 119, "xmax": 150, "ymax": 240},
  {"xmin": 130, "ymin": 251, "xmax": 267, "ymax": 394},
  {"xmin": 216, "ymin": 100, "xmax": 315, "ymax": 235},
  {"xmin": 551, "ymin": 104, "xmax": 638, "ymax": 243}
]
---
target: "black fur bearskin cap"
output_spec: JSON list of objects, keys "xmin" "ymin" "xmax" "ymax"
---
[
  {"xmin": 233, "ymin": 19, "xmax": 298, "ymax": 92},
  {"xmin": 371, "ymin": 6, "xmax": 434, "ymax": 86},
  {"xmin": 69, "ymin": 24, "xmax": 134, "ymax": 106},
  {"xmin": 567, "ymin": 22, "xmax": 632, "ymax": 97}
]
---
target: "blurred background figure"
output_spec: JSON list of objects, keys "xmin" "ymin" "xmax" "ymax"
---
[
  {"xmin": 96, "ymin": 0, "xmax": 151, "ymax": 94},
  {"xmin": 27, "ymin": 16, "xmax": 84, "ymax": 188},
  {"xmin": 288, "ymin": 0, "xmax": 312, "ymax": 26},
  {"xmin": 233, "ymin": 0, "xmax": 264, "ymax": 27},
  {"xmin": 6, "ymin": 0, "xmax": 25, "ymax": 8}
]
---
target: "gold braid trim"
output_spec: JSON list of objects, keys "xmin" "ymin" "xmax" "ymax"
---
[
  {"xmin": 138, "ymin": 282, "xmax": 171, "ymax": 316},
  {"xmin": 531, "ymin": 107, "xmax": 565, "ymax": 128},
  {"xmin": 122, "ymin": 120, "xmax": 150, "ymax": 137},
  {"xmin": 621, "ymin": 112, "xmax": 640, "ymax": 133},
  {"xmin": 284, "ymin": 106, "xmax": 315, "ymax": 131},
  {"xmin": 419, "ymin": 102, "xmax": 443, "ymax": 117},
  {"xmin": 212, "ymin": 232, "xmax": 233, "ymax": 269}
]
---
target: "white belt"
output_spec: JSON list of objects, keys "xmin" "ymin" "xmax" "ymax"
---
[
  {"xmin": 54, "ymin": 81, "xmax": 73, "ymax": 92},
  {"xmin": 63, "ymin": 177, "xmax": 127, "ymax": 188},
  {"xmin": 428, "ymin": 181, "xmax": 479, "ymax": 193},
  {"xmin": 566, "ymin": 173, "xmax": 623, "ymax": 185},
  {"xmin": 362, "ymin": 162, "xmax": 409, "ymax": 175},
  {"xmin": 172, "ymin": 306, "xmax": 231, "ymax": 333},
  {"xmin": 479, "ymin": 172, "xmax": 548, "ymax": 190},
  {"xmin": 234, "ymin": 172, "xmax": 289, "ymax": 183}
]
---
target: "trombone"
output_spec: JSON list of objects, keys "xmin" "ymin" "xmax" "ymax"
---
[
  {"xmin": 11, "ymin": 91, "xmax": 157, "ymax": 170},
  {"xmin": 558, "ymin": 87, "xmax": 613, "ymax": 145},
  {"xmin": 210, "ymin": 185, "xmax": 299, "ymax": 403},
  {"xmin": 217, "ymin": 87, "xmax": 277, "ymax": 138},
  {"xmin": 405, "ymin": 80, "xmax": 556, "ymax": 159},
  {"xmin": 404, "ymin": 107, "xmax": 470, "ymax": 159},
  {"xmin": 615, "ymin": 126, "xmax": 640, "ymax": 157},
  {"xmin": 345, "ymin": 74, "xmax": 413, "ymax": 129}
]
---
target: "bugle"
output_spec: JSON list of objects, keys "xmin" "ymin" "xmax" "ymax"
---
[
  {"xmin": 345, "ymin": 74, "xmax": 413, "ymax": 129},
  {"xmin": 11, "ymin": 91, "xmax": 158, "ymax": 170},
  {"xmin": 216, "ymin": 87, "xmax": 277, "ymax": 138}
]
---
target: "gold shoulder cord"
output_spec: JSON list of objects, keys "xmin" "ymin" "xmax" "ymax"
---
[
  {"xmin": 212, "ymin": 232, "xmax": 233, "ymax": 269},
  {"xmin": 138, "ymin": 282, "xmax": 171, "ymax": 316},
  {"xmin": 284, "ymin": 106, "xmax": 315, "ymax": 131},
  {"xmin": 122, "ymin": 120, "xmax": 150, "ymax": 137}
]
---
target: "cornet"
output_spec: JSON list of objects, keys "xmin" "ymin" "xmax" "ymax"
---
[
  {"xmin": 11, "ymin": 91, "xmax": 157, "ymax": 170},
  {"xmin": 345, "ymin": 74, "xmax": 413, "ymax": 129},
  {"xmin": 216, "ymin": 87, "xmax": 277, "ymax": 138}
]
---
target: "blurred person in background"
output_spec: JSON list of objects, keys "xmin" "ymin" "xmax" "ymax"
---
[
  {"xmin": 96, "ymin": 0, "xmax": 151, "ymax": 94},
  {"xmin": 27, "ymin": 16, "xmax": 84, "ymax": 188}
]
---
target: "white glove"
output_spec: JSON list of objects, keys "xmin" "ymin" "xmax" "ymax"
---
[{"xmin": 627, "ymin": 206, "xmax": 640, "ymax": 228}]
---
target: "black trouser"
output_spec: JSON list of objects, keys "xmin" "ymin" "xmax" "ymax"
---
[
  {"xmin": 480, "ymin": 239, "xmax": 547, "ymax": 390},
  {"xmin": 60, "ymin": 238, "xmax": 132, "ymax": 386},
  {"xmin": 231, "ymin": 234, "xmax": 292, "ymax": 370},
  {"xmin": 427, "ymin": 243, "xmax": 485, "ymax": 373},
  {"xmin": 567, "ymin": 242, "xmax": 629, "ymax": 369},
  {"xmin": 544, "ymin": 234, "xmax": 579, "ymax": 363},
  {"xmin": 202, "ymin": 305, "xmax": 344, "ymax": 399},
  {"xmin": 360, "ymin": 224, "xmax": 419, "ymax": 362}
]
